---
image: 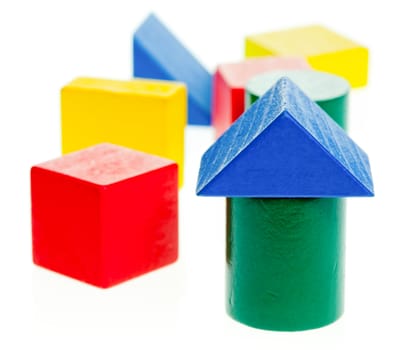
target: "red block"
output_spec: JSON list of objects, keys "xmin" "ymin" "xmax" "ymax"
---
[
  {"xmin": 212, "ymin": 56, "xmax": 310, "ymax": 138},
  {"xmin": 31, "ymin": 143, "xmax": 178, "ymax": 288}
]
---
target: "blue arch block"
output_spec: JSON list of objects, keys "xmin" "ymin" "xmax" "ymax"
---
[
  {"xmin": 133, "ymin": 14, "xmax": 212, "ymax": 125},
  {"xmin": 196, "ymin": 77, "xmax": 374, "ymax": 197}
]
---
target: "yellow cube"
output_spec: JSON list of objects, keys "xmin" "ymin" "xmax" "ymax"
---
[
  {"xmin": 245, "ymin": 25, "xmax": 368, "ymax": 88},
  {"xmin": 61, "ymin": 77, "xmax": 186, "ymax": 186}
]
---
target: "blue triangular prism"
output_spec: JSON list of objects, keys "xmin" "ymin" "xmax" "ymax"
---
[
  {"xmin": 196, "ymin": 78, "xmax": 373, "ymax": 197},
  {"xmin": 133, "ymin": 14, "xmax": 212, "ymax": 125}
]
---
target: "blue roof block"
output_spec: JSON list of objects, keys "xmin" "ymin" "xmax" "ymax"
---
[
  {"xmin": 196, "ymin": 77, "xmax": 374, "ymax": 197},
  {"xmin": 133, "ymin": 14, "xmax": 212, "ymax": 125}
]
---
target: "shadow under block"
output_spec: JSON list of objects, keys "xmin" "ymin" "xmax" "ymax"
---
[
  {"xmin": 246, "ymin": 69, "xmax": 350, "ymax": 129},
  {"xmin": 227, "ymin": 197, "xmax": 345, "ymax": 331},
  {"xmin": 31, "ymin": 143, "xmax": 178, "ymax": 288},
  {"xmin": 197, "ymin": 77, "xmax": 374, "ymax": 197},
  {"xmin": 245, "ymin": 25, "xmax": 368, "ymax": 88},
  {"xmin": 133, "ymin": 14, "xmax": 212, "ymax": 125},
  {"xmin": 61, "ymin": 77, "xmax": 186, "ymax": 186},
  {"xmin": 212, "ymin": 57, "xmax": 310, "ymax": 138}
]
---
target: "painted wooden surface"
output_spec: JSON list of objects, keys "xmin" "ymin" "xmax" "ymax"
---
[
  {"xmin": 213, "ymin": 57, "xmax": 310, "ymax": 137},
  {"xmin": 245, "ymin": 25, "xmax": 368, "ymax": 87},
  {"xmin": 227, "ymin": 197, "xmax": 345, "ymax": 331},
  {"xmin": 61, "ymin": 77, "xmax": 186, "ymax": 186},
  {"xmin": 197, "ymin": 77, "xmax": 373, "ymax": 197},
  {"xmin": 133, "ymin": 14, "xmax": 212, "ymax": 125},
  {"xmin": 246, "ymin": 69, "xmax": 349, "ymax": 129},
  {"xmin": 198, "ymin": 77, "xmax": 372, "ymax": 331},
  {"xmin": 31, "ymin": 143, "xmax": 178, "ymax": 288}
]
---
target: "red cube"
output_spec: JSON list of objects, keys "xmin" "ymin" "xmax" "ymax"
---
[
  {"xmin": 31, "ymin": 143, "xmax": 178, "ymax": 288},
  {"xmin": 212, "ymin": 56, "xmax": 310, "ymax": 138}
]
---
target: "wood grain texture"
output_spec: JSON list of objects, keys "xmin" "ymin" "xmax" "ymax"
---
[
  {"xmin": 196, "ymin": 77, "xmax": 373, "ymax": 197},
  {"xmin": 31, "ymin": 143, "xmax": 178, "ymax": 288},
  {"xmin": 246, "ymin": 69, "xmax": 350, "ymax": 129},
  {"xmin": 213, "ymin": 57, "xmax": 310, "ymax": 137},
  {"xmin": 227, "ymin": 197, "xmax": 345, "ymax": 331}
]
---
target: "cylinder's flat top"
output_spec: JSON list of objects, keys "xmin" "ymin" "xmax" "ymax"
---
[{"xmin": 246, "ymin": 69, "xmax": 350, "ymax": 102}]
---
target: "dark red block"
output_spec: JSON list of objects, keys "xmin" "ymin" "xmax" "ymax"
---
[
  {"xmin": 212, "ymin": 56, "xmax": 310, "ymax": 138},
  {"xmin": 31, "ymin": 143, "xmax": 178, "ymax": 288}
]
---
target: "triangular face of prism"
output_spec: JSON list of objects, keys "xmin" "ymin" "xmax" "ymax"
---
[
  {"xmin": 196, "ymin": 77, "xmax": 374, "ymax": 197},
  {"xmin": 198, "ymin": 110, "xmax": 372, "ymax": 197}
]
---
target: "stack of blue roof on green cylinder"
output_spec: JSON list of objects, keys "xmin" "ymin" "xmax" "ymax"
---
[{"xmin": 196, "ymin": 77, "xmax": 374, "ymax": 331}]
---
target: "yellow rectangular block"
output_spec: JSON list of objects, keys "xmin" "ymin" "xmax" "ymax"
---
[
  {"xmin": 61, "ymin": 77, "xmax": 187, "ymax": 186},
  {"xmin": 245, "ymin": 25, "xmax": 368, "ymax": 88}
]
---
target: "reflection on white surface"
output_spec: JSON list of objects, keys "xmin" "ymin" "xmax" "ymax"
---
[{"xmin": 32, "ymin": 264, "xmax": 184, "ymax": 335}]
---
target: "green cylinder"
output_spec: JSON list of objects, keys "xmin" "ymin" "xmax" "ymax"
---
[
  {"xmin": 226, "ymin": 197, "xmax": 345, "ymax": 331},
  {"xmin": 245, "ymin": 69, "xmax": 350, "ymax": 129}
]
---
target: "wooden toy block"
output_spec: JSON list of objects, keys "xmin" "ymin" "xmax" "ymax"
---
[
  {"xmin": 31, "ymin": 143, "xmax": 178, "ymax": 288},
  {"xmin": 61, "ymin": 77, "xmax": 186, "ymax": 187},
  {"xmin": 133, "ymin": 14, "xmax": 212, "ymax": 125},
  {"xmin": 246, "ymin": 69, "xmax": 350, "ymax": 129},
  {"xmin": 227, "ymin": 197, "xmax": 345, "ymax": 331},
  {"xmin": 197, "ymin": 77, "xmax": 373, "ymax": 197},
  {"xmin": 212, "ymin": 57, "xmax": 310, "ymax": 137},
  {"xmin": 245, "ymin": 25, "xmax": 368, "ymax": 88},
  {"xmin": 197, "ymin": 78, "xmax": 374, "ymax": 331}
]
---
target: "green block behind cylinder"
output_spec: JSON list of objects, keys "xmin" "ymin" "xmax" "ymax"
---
[{"xmin": 226, "ymin": 197, "xmax": 345, "ymax": 331}]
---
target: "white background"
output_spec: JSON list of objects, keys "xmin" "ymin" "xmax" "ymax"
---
[{"xmin": 1, "ymin": 0, "xmax": 416, "ymax": 348}]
